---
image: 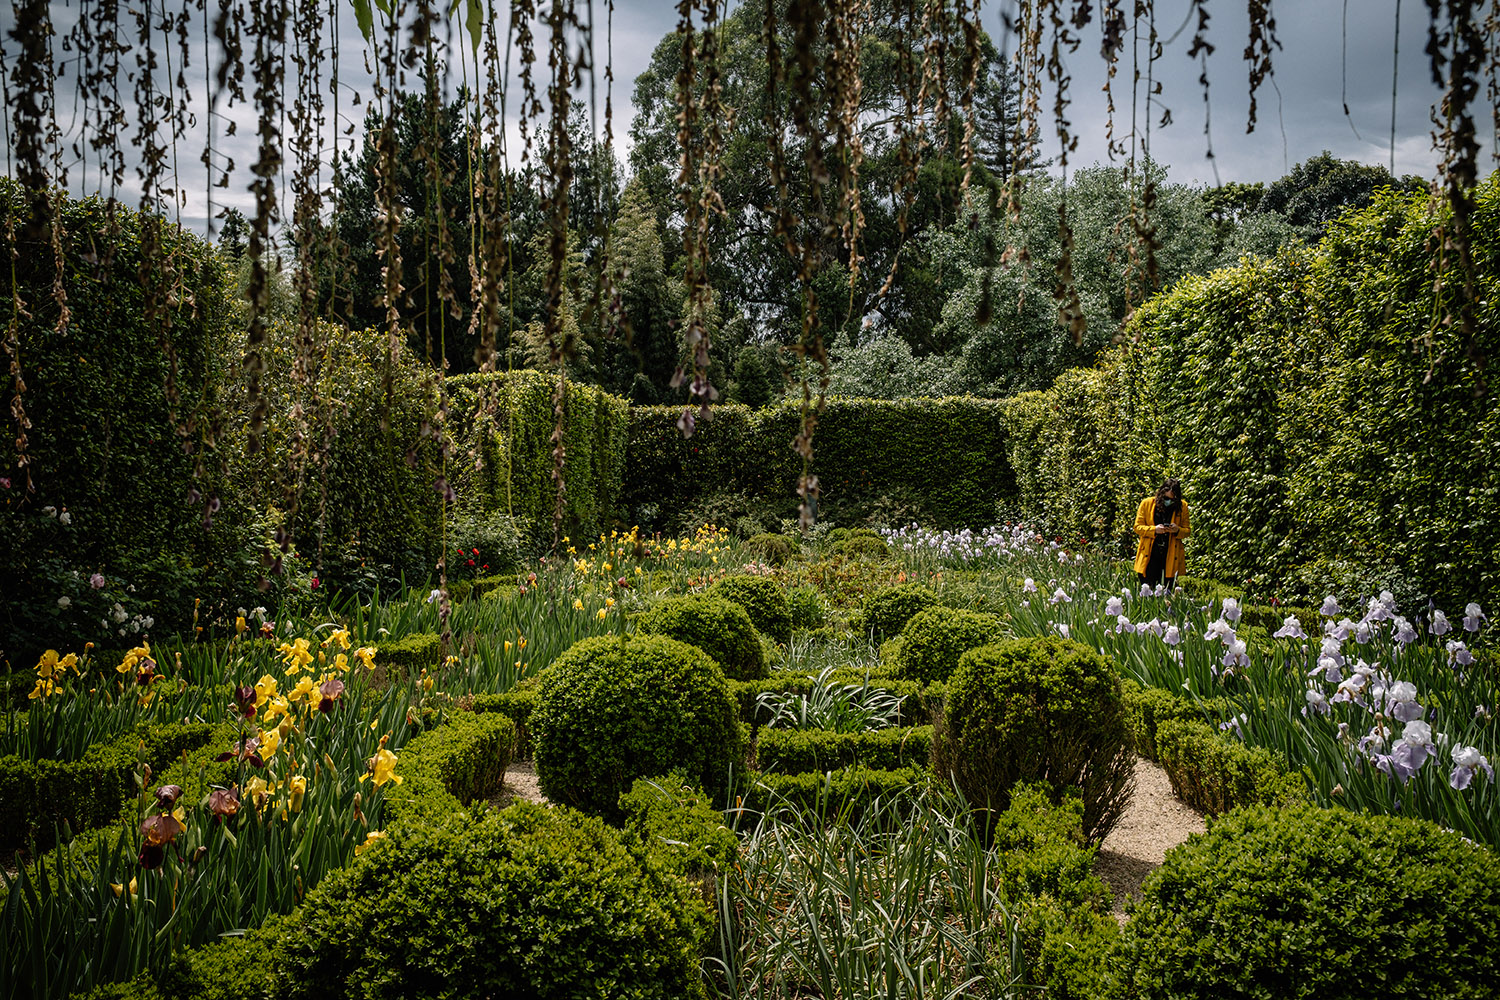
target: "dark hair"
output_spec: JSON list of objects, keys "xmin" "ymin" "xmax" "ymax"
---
[{"xmin": 1155, "ymin": 479, "xmax": 1183, "ymax": 508}]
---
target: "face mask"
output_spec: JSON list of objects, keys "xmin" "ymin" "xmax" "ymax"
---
[{"xmin": 1160, "ymin": 497, "xmax": 1176, "ymax": 510}]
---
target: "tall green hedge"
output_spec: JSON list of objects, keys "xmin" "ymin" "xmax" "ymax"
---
[
  {"xmin": 624, "ymin": 397, "xmax": 1016, "ymax": 531},
  {"xmin": 447, "ymin": 370, "xmax": 629, "ymax": 550},
  {"xmin": 1004, "ymin": 178, "xmax": 1500, "ymax": 608},
  {"xmin": 0, "ymin": 183, "xmax": 233, "ymax": 653}
]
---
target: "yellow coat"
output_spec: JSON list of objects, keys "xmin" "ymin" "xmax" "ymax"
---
[{"xmin": 1133, "ymin": 496, "xmax": 1191, "ymax": 578}]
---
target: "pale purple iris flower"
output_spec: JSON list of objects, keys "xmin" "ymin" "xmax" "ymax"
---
[{"xmin": 1273, "ymin": 615, "xmax": 1306, "ymax": 639}]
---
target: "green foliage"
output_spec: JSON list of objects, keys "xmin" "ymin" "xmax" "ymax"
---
[
  {"xmin": 633, "ymin": 594, "xmax": 768, "ymax": 681},
  {"xmin": 624, "ymin": 397, "xmax": 1015, "ymax": 533},
  {"xmin": 786, "ymin": 585, "xmax": 828, "ymax": 631},
  {"xmin": 266, "ymin": 802, "xmax": 710, "ymax": 1000},
  {"xmin": 0, "ymin": 183, "xmax": 235, "ymax": 655},
  {"xmin": 617, "ymin": 773, "xmax": 739, "ymax": 877},
  {"xmin": 753, "ymin": 667, "xmax": 908, "ymax": 733},
  {"xmin": 933, "ymin": 637, "xmax": 1132, "ymax": 843},
  {"xmin": 1256, "ymin": 150, "xmax": 1425, "ymax": 235},
  {"xmin": 708, "ymin": 575, "xmax": 793, "ymax": 644},
  {"xmin": 446, "ymin": 370, "xmax": 630, "ymax": 554},
  {"xmin": 1018, "ymin": 898, "xmax": 1123, "ymax": 1000},
  {"xmin": 384, "ymin": 711, "xmax": 515, "ymax": 827},
  {"xmin": 1007, "ymin": 178, "xmax": 1500, "ymax": 610},
  {"xmin": 530, "ymin": 634, "xmax": 741, "ymax": 821},
  {"xmin": 754, "ymin": 726, "xmax": 933, "ymax": 774},
  {"xmin": 892, "ymin": 606, "xmax": 1006, "ymax": 684},
  {"xmin": 1151, "ymin": 717, "xmax": 1307, "ymax": 816},
  {"xmin": 371, "ymin": 632, "xmax": 440, "ymax": 682},
  {"xmin": 836, "ymin": 535, "xmax": 889, "ymax": 558},
  {"xmin": 859, "ymin": 583, "xmax": 941, "ymax": 641},
  {"xmin": 470, "ymin": 686, "xmax": 538, "ymax": 758},
  {"xmin": 739, "ymin": 766, "xmax": 926, "ymax": 822},
  {"xmin": 744, "ymin": 532, "xmax": 793, "ymax": 566},
  {"xmin": 0, "ymin": 721, "xmax": 216, "ymax": 853},
  {"xmin": 991, "ymin": 784, "xmax": 1109, "ymax": 910},
  {"xmin": 1123, "ymin": 805, "xmax": 1500, "ymax": 1000}
]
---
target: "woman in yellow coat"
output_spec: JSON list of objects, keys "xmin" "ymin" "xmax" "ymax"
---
[{"xmin": 1134, "ymin": 478, "xmax": 1190, "ymax": 591}]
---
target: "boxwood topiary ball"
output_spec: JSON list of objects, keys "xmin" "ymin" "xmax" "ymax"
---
[
  {"xmin": 1123, "ymin": 804, "xmax": 1500, "ymax": 999},
  {"xmin": 746, "ymin": 532, "xmax": 793, "ymax": 565},
  {"xmin": 531, "ymin": 634, "xmax": 742, "ymax": 820},
  {"xmin": 634, "ymin": 594, "xmax": 768, "ymax": 680},
  {"xmin": 932, "ymin": 636, "xmax": 1133, "ymax": 844},
  {"xmin": 892, "ymin": 605, "xmax": 1005, "ymax": 683},
  {"xmin": 860, "ymin": 583, "xmax": 941, "ymax": 641},
  {"xmin": 269, "ymin": 802, "xmax": 711, "ymax": 1000},
  {"xmin": 709, "ymin": 574, "xmax": 793, "ymax": 644}
]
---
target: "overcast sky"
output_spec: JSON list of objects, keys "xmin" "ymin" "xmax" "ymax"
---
[{"xmin": 5, "ymin": 0, "xmax": 1496, "ymax": 237}]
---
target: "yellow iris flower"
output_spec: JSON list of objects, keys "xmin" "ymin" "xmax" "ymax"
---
[
  {"xmin": 353, "ymin": 647, "xmax": 378, "ymax": 670},
  {"xmin": 359, "ymin": 748, "xmax": 403, "ymax": 787},
  {"xmin": 288, "ymin": 774, "xmax": 307, "ymax": 812},
  {"xmin": 355, "ymin": 830, "xmax": 387, "ymax": 856}
]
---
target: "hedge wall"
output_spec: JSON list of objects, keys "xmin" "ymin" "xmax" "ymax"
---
[
  {"xmin": 624, "ymin": 397, "xmax": 1016, "ymax": 531},
  {"xmin": 447, "ymin": 370, "xmax": 629, "ymax": 550},
  {"xmin": 1004, "ymin": 178, "xmax": 1500, "ymax": 609},
  {"xmin": 0, "ymin": 183, "xmax": 234, "ymax": 654}
]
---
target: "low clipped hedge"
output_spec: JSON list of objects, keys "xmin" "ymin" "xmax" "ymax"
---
[
  {"xmin": 265, "ymin": 801, "xmax": 711, "ymax": 1000},
  {"xmin": 892, "ymin": 606, "xmax": 1007, "ymax": 684},
  {"xmin": 1123, "ymin": 804, "xmax": 1500, "ymax": 999},
  {"xmin": 0, "ymin": 721, "xmax": 217, "ymax": 853},
  {"xmin": 470, "ymin": 685, "xmax": 539, "ymax": 758},
  {"xmin": 754, "ymin": 726, "xmax": 934, "ymax": 774},
  {"xmin": 633, "ymin": 594, "xmax": 768, "ymax": 681},
  {"xmin": 737, "ymin": 765, "xmax": 926, "ymax": 822},
  {"xmin": 383, "ymin": 710, "xmax": 515, "ymax": 827},
  {"xmin": 1151, "ymin": 718, "xmax": 1306, "ymax": 815},
  {"xmin": 708, "ymin": 575, "xmax": 793, "ymax": 644},
  {"xmin": 1116, "ymin": 677, "xmax": 1305, "ymax": 815},
  {"xmin": 531, "ymin": 634, "xmax": 742, "ymax": 821},
  {"xmin": 371, "ymin": 632, "xmax": 441, "ymax": 683}
]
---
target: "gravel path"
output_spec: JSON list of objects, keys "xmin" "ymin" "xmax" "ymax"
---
[{"xmin": 1095, "ymin": 758, "xmax": 1206, "ymax": 920}]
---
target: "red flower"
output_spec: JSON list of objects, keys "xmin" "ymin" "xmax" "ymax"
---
[
  {"xmin": 317, "ymin": 677, "xmax": 346, "ymax": 713},
  {"xmin": 472, "ymin": 548, "xmax": 480, "ymax": 556}
]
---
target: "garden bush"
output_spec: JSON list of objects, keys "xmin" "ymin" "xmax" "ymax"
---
[
  {"xmin": 0, "ymin": 721, "xmax": 217, "ymax": 853},
  {"xmin": 933, "ymin": 637, "xmax": 1133, "ymax": 844},
  {"xmin": 739, "ymin": 765, "xmax": 925, "ymax": 822},
  {"xmin": 744, "ymin": 532, "xmax": 793, "ymax": 565},
  {"xmin": 383, "ymin": 711, "xmax": 515, "ymax": 827},
  {"xmin": 1123, "ymin": 804, "xmax": 1500, "ymax": 999},
  {"xmin": 891, "ymin": 605, "xmax": 1006, "ymax": 684},
  {"xmin": 709, "ymin": 575, "xmax": 793, "ymax": 643},
  {"xmin": 858, "ymin": 583, "xmax": 940, "ymax": 641},
  {"xmin": 836, "ymin": 535, "xmax": 890, "ymax": 558},
  {"xmin": 267, "ymin": 801, "xmax": 711, "ymax": 1000},
  {"xmin": 617, "ymin": 773, "xmax": 739, "ymax": 877},
  {"xmin": 530, "ymin": 634, "xmax": 742, "ymax": 821},
  {"xmin": 633, "ymin": 594, "xmax": 768, "ymax": 681},
  {"xmin": 754, "ymin": 726, "xmax": 934, "ymax": 774}
]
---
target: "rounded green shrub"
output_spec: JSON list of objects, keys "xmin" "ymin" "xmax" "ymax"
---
[
  {"xmin": 709, "ymin": 574, "xmax": 793, "ymax": 643},
  {"xmin": 531, "ymin": 634, "xmax": 742, "ymax": 819},
  {"xmin": 892, "ymin": 605, "xmax": 1005, "ymax": 683},
  {"xmin": 268, "ymin": 802, "xmax": 710, "ymax": 1000},
  {"xmin": 838, "ymin": 535, "xmax": 889, "ymax": 558},
  {"xmin": 634, "ymin": 594, "xmax": 768, "ymax": 680},
  {"xmin": 1124, "ymin": 805, "xmax": 1500, "ymax": 1000},
  {"xmin": 860, "ymin": 583, "xmax": 940, "ymax": 641},
  {"xmin": 932, "ymin": 637, "xmax": 1132, "ymax": 843},
  {"xmin": 745, "ymin": 532, "xmax": 792, "ymax": 565}
]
